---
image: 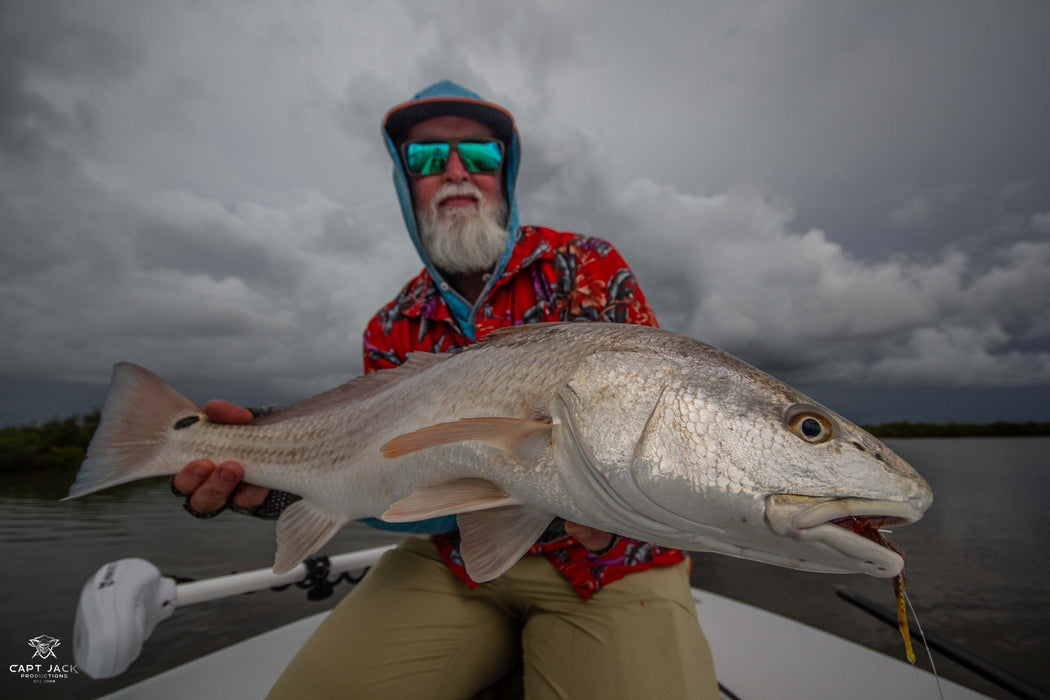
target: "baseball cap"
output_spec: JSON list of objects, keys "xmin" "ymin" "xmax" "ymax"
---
[{"xmin": 383, "ymin": 80, "xmax": 515, "ymax": 145}]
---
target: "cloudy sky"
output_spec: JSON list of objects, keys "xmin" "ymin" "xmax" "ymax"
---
[{"xmin": 2, "ymin": 0, "xmax": 1048, "ymax": 426}]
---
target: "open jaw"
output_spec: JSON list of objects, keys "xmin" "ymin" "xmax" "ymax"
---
[{"xmin": 765, "ymin": 495, "xmax": 922, "ymax": 577}]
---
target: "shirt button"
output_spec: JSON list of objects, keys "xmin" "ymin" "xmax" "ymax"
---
[{"xmin": 440, "ymin": 282, "xmax": 449, "ymax": 291}]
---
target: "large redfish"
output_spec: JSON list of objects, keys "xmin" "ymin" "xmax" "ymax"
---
[{"xmin": 66, "ymin": 323, "xmax": 932, "ymax": 581}]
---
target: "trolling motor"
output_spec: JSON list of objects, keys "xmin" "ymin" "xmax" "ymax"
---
[
  {"xmin": 74, "ymin": 559, "xmax": 177, "ymax": 679},
  {"xmin": 72, "ymin": 545, "xmax": 395, "ymax": 678}
]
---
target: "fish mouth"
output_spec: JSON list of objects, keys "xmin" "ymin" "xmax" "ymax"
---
[{"xmin": 765, "ymin": 495, "xmax": 922, "ymax": 577}]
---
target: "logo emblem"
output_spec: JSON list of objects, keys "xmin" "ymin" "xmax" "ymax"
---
[{"xmin": 28, "ymin": 635, "xmax": 61, "ymax": 661}]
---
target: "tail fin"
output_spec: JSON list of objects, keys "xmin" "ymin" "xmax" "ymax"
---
[{"xmin": 64, "ymin": 363, "xmax": 202, "ymax": 500}]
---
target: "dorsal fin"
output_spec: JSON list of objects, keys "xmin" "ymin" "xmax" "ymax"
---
[
  {"xmin": 481, "ymin": 322, "xmax": 566, "ymax": 343},
  {"xmin": 253, "ymin": 352, "xmax": 448, "ymax": 425}
]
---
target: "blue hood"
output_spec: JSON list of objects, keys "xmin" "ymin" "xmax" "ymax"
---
[{"xmin": 382, "ymin": 80, "xmax": 521, "ymax": 340}]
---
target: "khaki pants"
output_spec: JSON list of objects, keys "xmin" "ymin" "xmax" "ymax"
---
[{"xmin": 267, "ymin": 537, "xmax": 718, "ymax": 699}]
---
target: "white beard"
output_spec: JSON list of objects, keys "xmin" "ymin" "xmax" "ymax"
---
[{"xmin": 417, "ymin": 183, "xmax": 508, "ymax": 274}]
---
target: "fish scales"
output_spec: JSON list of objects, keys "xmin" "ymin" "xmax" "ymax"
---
[{"xmin": 66, "ymin": 323, "xmax": 932, "ymax": 582}]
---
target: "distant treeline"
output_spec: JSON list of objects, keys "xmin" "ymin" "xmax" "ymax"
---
[
  {"xmin": 863, "ymin": 421, "xmax": 1050, "ymax": 438},
  {"xmin": 2, "ymin": 412, "xmax": 1048, "ymax": 473},
  {"xmin": 0, "ymin": 411, "xmax": 100, "ymax": 473}
]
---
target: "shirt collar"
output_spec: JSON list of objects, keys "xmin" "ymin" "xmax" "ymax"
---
[{"xmin": 393, "ymin": 226, "xmax": 556, "ymax": 320}]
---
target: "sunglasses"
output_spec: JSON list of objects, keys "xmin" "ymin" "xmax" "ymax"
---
[{"xmin": 401, "ymin": 139, "xmax": 504, "ymax": 177}]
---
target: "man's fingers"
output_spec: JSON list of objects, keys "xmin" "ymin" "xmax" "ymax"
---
[
  {"xmin": 187, "ymin": 460, "xmax": 244, "ymax": 513},
  {"xmin": 172, "ymin": 458, "xmax": 216, "ymax": 496},
  {"xmin": 205, "ymin": 400, "xmax": 254, "ymax": 425},
  {"xmin": 174, "ymin": 458, "xmax": 269, "ymax": 514},
  {"xmin": 232, "ymin": 481, "xmax": 271, "ymax": 509}
]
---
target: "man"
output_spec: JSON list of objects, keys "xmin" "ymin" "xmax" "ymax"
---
[{"xmin": 173, "ymin": 81, "xmax": 719, "ymax": 698}]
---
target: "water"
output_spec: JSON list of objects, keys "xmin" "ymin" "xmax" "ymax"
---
[
  {"xmin": 1, "ymin": 438, "xmax": 1047, "ymax": 699},
  {"xmin": 689, "ymin": 438, "xmax": 1050, "ymax": 699}
]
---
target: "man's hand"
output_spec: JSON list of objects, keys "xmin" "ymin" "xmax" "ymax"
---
[
  {"xmin": 565, "ymin": 521, "xmax": 617, "ymax": 553},
  {"xmin": 171, "ymin": 400, "xmax": 271, "ymax": 516}
]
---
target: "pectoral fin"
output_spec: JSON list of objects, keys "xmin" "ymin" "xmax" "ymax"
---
[
  {"xmin": 382, "ymin": 478, "xmax": 519, "ymax": 522},
  {"xmin": 274, "ymin": 501, "xmax": 349, "ymax": 574},
  {"xmin": 457, "ymin": 506, "xmax": 554, "ymax": 582},
  {"xmin": 381, "ymin": 417, "xmax": 552, "ymax": 460}
]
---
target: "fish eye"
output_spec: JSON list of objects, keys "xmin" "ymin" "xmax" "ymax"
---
[
  {"xmin": 785, "ymin": 406, "xmax": 834, "ymax": 444},
  {"xmin": 800, "ymin": 418, "xmax": 822, "ymax": 438}
]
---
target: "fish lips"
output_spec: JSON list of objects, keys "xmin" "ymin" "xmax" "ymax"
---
[{"xmin": 765, "ymin": 495, "xmax": 924, "ymax": 577}]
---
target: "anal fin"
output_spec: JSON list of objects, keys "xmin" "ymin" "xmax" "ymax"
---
[
  {"xmin": 458, "ymin": 506, "xmax": 554, "ymax": 582},
  {"xmin": 274, "ymin": 501, "xmax": 348, "ymax": 574}
]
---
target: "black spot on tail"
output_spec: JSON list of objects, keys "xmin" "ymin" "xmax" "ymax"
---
[{"xmin": 174, "ymin": 415, "xmax": 200, "ymax": 430}]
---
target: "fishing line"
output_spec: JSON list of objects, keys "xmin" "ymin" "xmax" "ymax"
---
[{"xmin": 904, "ymin": 588, "xmax": 945, "ymax": 700}]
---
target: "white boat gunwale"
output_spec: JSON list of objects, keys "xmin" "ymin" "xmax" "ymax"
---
[{"xmin": 82, "ymin": 546, "xmax": 991, "ymax": 700}]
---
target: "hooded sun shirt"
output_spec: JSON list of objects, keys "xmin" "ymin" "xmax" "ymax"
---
[
  {"xmin": 383, "ymin": 79, "xmax": 522, "ymax": 341},
  {"xmin": 368, "ymin": 82, "xmax": 686, "ymax": 598}
]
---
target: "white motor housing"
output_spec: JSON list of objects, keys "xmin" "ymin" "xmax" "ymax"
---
[{"xmin": 73, "ymin": 558, "xmax": 177, "ymax": 678}]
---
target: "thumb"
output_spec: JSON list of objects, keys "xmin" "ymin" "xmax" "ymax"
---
[{"xmin": 204, "ymin": 399, "xmax": 254, "ymax": 425}]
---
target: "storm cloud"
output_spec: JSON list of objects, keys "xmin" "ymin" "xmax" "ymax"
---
[{"xmin": 1, "ymin": 0, "xmax": 1048, "ymax": 425}]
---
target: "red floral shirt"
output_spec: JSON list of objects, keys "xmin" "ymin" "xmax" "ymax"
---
[{"xmin": 362, "ymin": 225, "xmax": 685, "ymax": 599}]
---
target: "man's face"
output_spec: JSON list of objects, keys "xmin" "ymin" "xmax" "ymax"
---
[
  {"xmin": 404, "ymin": 115, "xmax": 509, "ymax": 274},
  {"xmin": 405, "ymin": 115, "xmax": 504, "ymax": 217}
]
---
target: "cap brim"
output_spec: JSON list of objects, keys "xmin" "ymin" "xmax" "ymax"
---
[{"xmin": 384, "ymin": 97, "xmax": 515, "ymax": 145}]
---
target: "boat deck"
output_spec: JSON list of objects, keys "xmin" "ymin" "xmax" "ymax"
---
[{"xmin": 102, "ymin": 588, "xmax": 988, "ymax": 699}]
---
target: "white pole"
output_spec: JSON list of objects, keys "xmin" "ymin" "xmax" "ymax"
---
[{"xmin": 175, "ymin": 544, "xmax": 396, "ymax": 607}]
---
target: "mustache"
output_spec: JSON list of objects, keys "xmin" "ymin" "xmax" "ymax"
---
[{"xmin": 432, "ymin": 182, "xmax": 484, "ymax": 207}]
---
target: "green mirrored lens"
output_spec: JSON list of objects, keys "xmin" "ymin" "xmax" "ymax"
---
[
  {"xmin": 404, "ymin": 140, "xmax": 503, "ymax": 176},
  {"xmin": 457, "ymin": 141, "xmax": 503, "ymax": 173},
  {"xmin": 405, "ymin": 142, "xmax": 450, "ymax": 176}
]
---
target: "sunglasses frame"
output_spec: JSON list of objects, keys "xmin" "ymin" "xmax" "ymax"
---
[{"xmin": 400, "ymin": 138, "xmax": 505, "ymax": 178}]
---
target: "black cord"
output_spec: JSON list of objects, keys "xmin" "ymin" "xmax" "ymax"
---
[{"xmin": 267, "ymin": 555, "xmax": 371, "ymax": 601}]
